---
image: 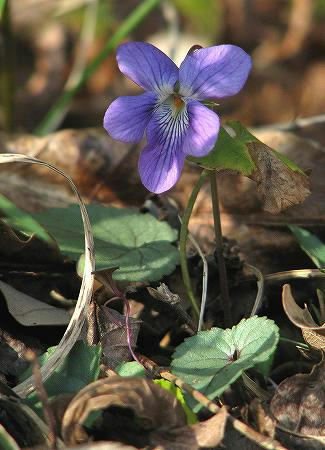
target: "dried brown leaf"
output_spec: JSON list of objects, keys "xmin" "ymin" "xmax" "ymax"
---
[
  {"xmin": 150, "ymin": 407, "xmax": 227, "ymax": 450},
  {"xmin": 282, "ymin": 284, "xmax": 325, "ymax": 350},
  {"xmin": 0, "ymin": 280, "xmax": 70, "ymax": 326},
  {"xmin": 247, "ymin": 141, "xmax": 310, "ymax": 214},
  {"xmin": 96, "ymin": 304, "xmax": 141, "ymax": 369},
  {"xmin": 61, "ymin": 376, "xmax": 187, "ymax": 447},
  {"xmin": 270, "ymin": 359, "xmax": 325, "ymax": 436},
  {"xmin": 191, "ymin": 407, "xmax": 228, "ymax": 447}
]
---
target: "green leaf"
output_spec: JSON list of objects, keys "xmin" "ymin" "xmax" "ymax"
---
[
  {"xmin": 171, "ymin": 316, "xmax": 279, "ymax": 412},
  {"xmin": 33, "ymin": 205, "xmax": 179, "ymax": 282},
  {"xmin": 0, "ymin": 194, "xmax": 55, "ymax": 244},
  {"xmin": 20, "ymin": 341, "xmax": 101, "ymax": 414},
  {"xmin": 154, "ymin": 379, "xmax": 198, "ymax": 424},
  {"xmin": 188, "ymin": 127, "xmax": 255, "ymax": 175},
  {"xmin": 289, "ymin": 225, "xmax": 325, "ymax": 269},
  {"xmin": 115, "ymin": 361, "xmax": 146, "ymax": 377},
  {"xmin": 0, "ymin": 0, "xmax": 6, "ymax": 20},
  {"xmin": 227, "ymin": 120, "xmax": 305, "ymax": 174}
]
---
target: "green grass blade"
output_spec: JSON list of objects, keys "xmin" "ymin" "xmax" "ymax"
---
[
  {"xmin": 35, "ymin": 0, "xmax": 162, "ymax": 136},
  {"xmin": 0, "ymin": 0, "xmax": 6, "ymax": 20}
]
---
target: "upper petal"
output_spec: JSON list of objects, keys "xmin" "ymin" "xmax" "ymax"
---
[
  {"xmin": 179, "ymin": 45, "xmax": 252, "ymax": 100},
  {"xmin": 103, "ymin": 92, "xmax": 156, "ymax": 143},
  {"xmin": 117, "ymin": 42, "xmax": 179, "ymax": 93},
  {"xmin": 182, "ymin": 100, "xmax": 220, "ymax": 156}
]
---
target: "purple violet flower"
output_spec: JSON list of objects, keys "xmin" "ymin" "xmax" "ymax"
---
[{"xmin": 104, "ymin": 42, "xmax": 252, "ymax": 193}]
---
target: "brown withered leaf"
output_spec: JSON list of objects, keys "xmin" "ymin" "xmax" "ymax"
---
[
  {"xmin": 150, "ymin": 407, "xmax": 227, "ymax": 450},
  {"xmin": 246, "ymin": 140, "xmax": 310, "ymax": 214},
  {"xmin": 270, "ymin": 358, "xmax": 325, "ymax": 436},
  {"xmin": 282, "ymin": 284, "xmax": 325, "ymax": 350},
  {"xmin": 61, "ymin": 376, "xmax": 187, "ymax": 447}
]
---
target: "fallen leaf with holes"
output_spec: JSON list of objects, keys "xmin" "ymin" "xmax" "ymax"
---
[
  {"xmin": 282, "ymin": 284, "xmax": 325, "ymax": 350},
  {"xmin": 0, "ymin": 280, "xmax": 70, "ymax": 326},
  {"xmin": 270, "ymin": 359, "xmax": 325, "ymax": 436},
  {"xmin": 246, "ymin": 139, "xmax": 310, "ymax": 214},
  {"xmin": 87, "ymin": 302, "xmax": 141, "ymax": 369},
  {"xmin": 61, "ymin": 376, "xmax": 187, "ymax": 447}
]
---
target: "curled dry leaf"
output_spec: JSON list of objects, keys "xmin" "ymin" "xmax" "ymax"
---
[
  {"xmin": 282, "ymin": 284, "xmax": 325, "ymax": 350},
  {"xmin": 0, "ymin": 154, "xmax": 95, "ymax": 398},
  {"xmin": 246, "ymin": 140, "xmax": 310, "ymax": 214},
  {"xmin": 61, "ymin": 376, "xmax": 187, "ymax": 447},
  {"xmin": 87, "ymin": 301, "xmax": 141, "ymax": 369},
  {"xmin": 270, "ymin": 358, "xmax": 325, "ymax": 436},
  {"xmin": 150, "ymin": 407, "xmax": 227, "ymax": 450}
]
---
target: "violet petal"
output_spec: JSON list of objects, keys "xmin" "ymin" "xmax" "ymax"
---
[
  {"xmin": 182, "ymin": 100, "xmax": 220, "ymax": 156},
  {"xmin": 138, "ymin": 143, "xmax": 185, "ymax": 194},
  {"xmin": 138, "ymin": 103, "xmax": 189, "ymax": 193},
  {"xmin": 103, "ymin": 92, "xmax": 156, "ymax": 143},
  {"xmin": 179, "ymin": 45, "xmax": 252, "ymax": 100},
  {"xmin": 117, "ymin": 42, "xmax": 179, "ymax": 93}
]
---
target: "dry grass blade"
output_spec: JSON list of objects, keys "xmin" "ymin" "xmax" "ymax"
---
[{"xmin": 0, "ymin": 153, "xmax": 95, "ymax": 397}]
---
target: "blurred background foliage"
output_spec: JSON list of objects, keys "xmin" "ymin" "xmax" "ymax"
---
[{"xmin": 0, "ymin": 0, "xmax": 325, "ymax": 134}]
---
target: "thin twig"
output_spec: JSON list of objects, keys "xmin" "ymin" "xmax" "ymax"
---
[
  {"xmin": 188, "ymin": 231, "xmax": 208, "ymax": 332},
  {"xmin": 265, "ymin": 269, "xmax": 325, "ymax": 283},
  {"xmin": 179, "ymin": 169, "xmax": 209, "ymax": 319},
  {"xmin": 209, "ymin": 171, "xmax": 232, "ymax": 327},
  {"xmin": 256, "ymin": 114, "xmax": 325, "ymax": 132},
  {"xmin": 25, "ymin": 350, "xmax": 58, "ymax": 449},
  {"xmin": 246, "ymin": 263, "xmax": 265, "ymax": 316},
  {"xmin": 0, "ymin": 0, "xmax": 15, "ymax": 132},
  {"xmin": 178, "ymin": 215, "xmax": 208, "ymax": 332},
  {"xmin": 160, "ymin": 370, "xmax": 287, "ymax": 450}
]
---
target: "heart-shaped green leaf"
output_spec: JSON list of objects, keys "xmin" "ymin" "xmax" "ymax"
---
[
  {"xmin": 171, "ymin": 316, "xmax": 279, "ymax": 412},
  {"xmin": 188, "ymin": 126, "xmax": 255, "ymax": 175},
  {"xmin": 33, "ymin": 205, "xmax": 179, "ymax": 282}
]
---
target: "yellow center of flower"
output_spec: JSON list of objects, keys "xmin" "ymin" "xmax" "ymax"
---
[{"xmin": 173, "ymin": 94, "xmax": 184, "ymax": 110}]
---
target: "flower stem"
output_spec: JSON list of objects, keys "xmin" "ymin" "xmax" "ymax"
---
[
  {"xmin": 209, "ymin": 171, "xmax": 232, "ymax": 327},
  {"xmin": 180, "ymin": 169, "xmax": 209, "ymax": 319},
  {"xmin": 0, "ymin": 0, "xmax": 15, "ymax": 132}
]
